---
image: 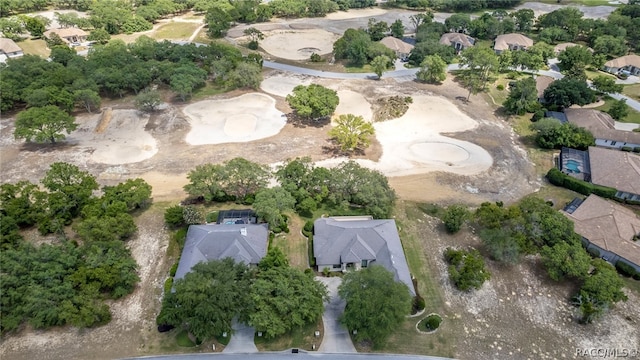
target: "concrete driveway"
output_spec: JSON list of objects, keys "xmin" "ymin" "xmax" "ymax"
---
[
  {"xmin": 222, "ymin": 320, "xmax": 258, "ymax": 353},
  {"xmin": 316, "ymin": 276, "xmax": 357, "ymax": 353}
]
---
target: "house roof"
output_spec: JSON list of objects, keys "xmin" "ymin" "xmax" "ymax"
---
[
  {"xmin": 44, "ymin": 28, "xmax": 88, "ymax": 41},
  {"xmin": 379, "ymin": 36, "xmax": 414, "ymax": 54},
  {"xmin": 439, "ymin": 32, "xmax": 475, "ymax": 48},
  {"xmin": 493, "ymin": 33, "xmax": 533, "ymax": 51},
  {"xmin": 563, "ymin": 194, "xmax": 640, "ymax": 266},
  {"xmin": 588, "ymin": 146, "xmax": 640, "ymax": 196},
  {"xmin": 174, "ymin": 223, "xmax": 269, "ymax": 280},
  {"xmin": 536, "ymin": 75, "xmax": 555, "ymax": 98},
  {"xmin": 564, "ymin": 108, "xmax": 640, "ymax": 145},
  {"xmin": 604, "ymin": 54, "xmax": 640, "ymax": 69},
  {"xmin": 314, "ymin": 217, "xmax": 416, "ymax": 295},
  {"xmin": 0, "ymin": 38, "xmax": 22, "ymax": 53},
  {"xmin": 553, "ymin": 42, "xmax": 593, "ymax": 54}
]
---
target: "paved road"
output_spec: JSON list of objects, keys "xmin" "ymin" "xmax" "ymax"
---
[
  {"xmin": 124, "ymin": 353, "xmax": 456, "ymax": 359},
  {"xmin": 222, "ymin": 320, "xmax": 258, "ymax": 353},
  {"xmin": 315, "ymin": 277, "xmax": 356, "ymax": 353}
]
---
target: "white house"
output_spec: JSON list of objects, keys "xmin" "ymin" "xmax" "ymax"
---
[{"xmin": 0, "ymin": 38, "xmax": 24, "ymax": 62}]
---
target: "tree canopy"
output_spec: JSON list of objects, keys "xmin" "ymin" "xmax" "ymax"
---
[
  {"xmin": 444, "ymin": 248, "xmax": 491, "ymax": 291},
  {"xmin": 286, "ymin": 84, "xmax": 339, "ymax": 120},
  {"xmin": 14, "ymin": 105, "xmax": 77, "ymax": 144},
  {"xmin": 416, "ymin": 54, "xmax": 447, "ymax": 84},
  {"xmin": 543, "ymin": 77, "xmax": 595, "ymax": 109},
  {"xmin": 503, "ymin": 77, "xmax": 539, "ymax": 115},
  {"xmin": 329, "ymin": 114, "xmax": 375, "ymax": 152},
  {"xmin": 530, "ymin": 118, "xmax": 595, "ymax": 150},
  {"xmin": 339, "ymin": 266, "xmax": 412, "ymax": 348}
]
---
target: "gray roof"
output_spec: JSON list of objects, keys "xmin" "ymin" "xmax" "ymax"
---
[
  {"xmin": 314, "ymin": 217, "xmax": 416, "ymax": 295},
  {"xmin": 174, "ymin": 223, "xmax": 269, "ymax": 280}
]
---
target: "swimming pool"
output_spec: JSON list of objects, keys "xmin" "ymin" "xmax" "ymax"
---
[{"xmin": 565, "ymin": 159, "xmax": 581, "ymax": 173}]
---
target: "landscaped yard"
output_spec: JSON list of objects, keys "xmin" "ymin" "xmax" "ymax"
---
[
  {"xmin": 594, "ymin": 97, "xmax": 640, "ymax": 124},
  {"xmin": 17, "ymin": 39, "xmax": 49, "ymax": 58},
  {"xmin": 270, "ymin": 213, "xmax": 310, "ymax": 270},
  {"xmin": 151, "ymin": 22, "xmax": 200, "ymax": 40},
  {"xmin": 622, "ymin": 84, "xmax": 640, "ymax": 101},
  {"xmin": 254, "ymin": 318, "xmax": 323, "ymax": 351}
]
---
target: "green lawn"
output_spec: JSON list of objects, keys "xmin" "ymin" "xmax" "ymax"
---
[
  {"xmin": 271, "ymin": 213, "xmax": 310, "ymax": 270},
  {"xmin": 622, "ymin": 84, "xmax": 640, "ymax": 101},
  {"xmin": 345, "ymin": 64, "xmax": 374, "ymax": 73},
  {"xmin": 530, "ymin": 0, "xmax": 616, "ymax": 5},
  {"xmin": 152, "ymin": 22, "xmax": 200, "ymax": 40},
  {"xmin": 192, "ymin": 82, "xmax": 227, "ymax": 99},
  {"xmin": 594, "ymin": 97, "xmax": 640, "ymax": 124},
  {"xmin": 254, "ymin": 318, "xmax": 323, "ymax": 351},
  {"xmin": 17, "ymin": 39, "xmax": 49, "ymax": 58}
]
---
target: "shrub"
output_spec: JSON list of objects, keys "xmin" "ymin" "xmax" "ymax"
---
[
  {"xmin": 444, "ymin": 247, "xmax": 491, "ymax": 291},
  {"xmin": 615, "ymin": 260, "xmax": 640, "ymax": 279},
  {"xmin": 164, "ymin": 277, "xmax": 173, "ymax": 294},
  {"xmin": 170, "ymin": 262, "xmax": 179, "ymax": 277},
  {"xmin": 531, "ymin": 109, "xmax": 546, "ymax": 122},
  {"xmin": 546, "ymin": 168, "xmax": 617, "ymax": 199},
  {"xmin": 308, "ymin": 233, "xmax": 315, "ymax": 267},
  {"xmin": 621, "ymin": 146, "xmax": 633, "ymax": 152},
  {"xmin": 303, "ymin": 220, "xmax": 314, "ymax": 236},
  {"xmin": 413, "ymin": 295, "xmax": 426, "ymax": 312},
  {"xmin": 165, "ymin": 205, "xmax": 185, "ymax": 228},
  {"xmin": 310, "ymin": 53, "xmax": 323, "ymax": 62},
  {"xmin": 418, "ymin": 314, "xmax": 442, "ymax": 332},
  {"xmin": 174, "ymin": 228, "xmax": 188, "ymax": 250},
  {"xmin": 206, "ymin": 211, "xmax": 219, "ymax": 223},
  {"xmin": 442, "ymin": 205, "xmax": 469, "ymax": 234},
  {"xmin": 247, "ymin": 40, "xmax": 258, "ymax": 50},
  {"xmin": 183, "ymin": 205, "xmax": 204, "ymax": 225},
  {"xmin": 322, "ymin": 267, "xmax": 330, "ymax": 276},
  {"xmin": 496, "ymin": 84, "xmax": 505, "ymax": 91},
  {"xmin": 587, "ymin": 247, "xmax": 600, "ymax": 258},
  {"xmin": 633, "ymin": 147, "xmax": 640, "ymax": 153},
  {"xmin": 506, "ymin": 71, "xmax": 520, "ymax": 79}
]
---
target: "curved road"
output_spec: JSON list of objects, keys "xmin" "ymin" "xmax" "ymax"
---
[{"xmin": 263, "ymin": 61, "xmax": 640, "ymax": 112}]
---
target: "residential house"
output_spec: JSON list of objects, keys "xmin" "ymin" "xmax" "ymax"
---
[
  {"xmin": 563, "ymin": 195, "xmax": 640, "ymax": 272},
  {"xmin": 0, "ymin": 38, "xmax": 24, "ymax": 62},
  {"xmin": 174, "ymin": 223, "xmax": 269, "ymax": 280},
  {"xmin": 43, "ymin": 28, "xmax": 88, "ymax": 45},
  {"xmin": 603, "ymin": 54, "xmax": 640, "ymax": 76},
  {"xmin": 588, "ymin": 146, "xmax": 640, "ymax": 201},
  {"xmin": 553, "ymin": 42, "xmax": 593, "ymax": 56},
  {"xmin": 564, "ymin": 108, "xmax": 640, "ymax": 149},
  {"xmin": 535, "ymin": 75, "xmax": 555, "ymax": 102},
  {"xmin": 439, "ymin": 32, "xmax": 475, "ymax": 53},
  {"xmin": 493, "ymin": 33, "xmax": 533, "ymax": 54},
  {"xmin": 313, "ymin": 216, "xmax": 416, "ymax": 295},
  {"xmin": 379, "ymin": 36, "xmax": 414, "ymax": 60},
  {"xmin": 559, "ymin": 146, "xmax": 640, "ymax": 201}
]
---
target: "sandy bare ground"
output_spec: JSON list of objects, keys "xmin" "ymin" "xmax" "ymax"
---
[
  {"xmin": 332, "ymin": 90, "xmax": 373, "ymax": 124},
  {"xmin": 260, "ymin": 29, "xmax": 339, "ymax": 60},
  {"xmin": 317, "ymin": 95, "xmax": 493, "ymax": 177},
  {"xmin": 260, "ymin": 75, "xmax": 310, "ymax": 97},
  {"xmin": 182, "ymin": 93, "xmax": 286, "ymax": 145},
  {"xmin": 324, "ymin": 8, "xmax": 388, "ymax": 20}
]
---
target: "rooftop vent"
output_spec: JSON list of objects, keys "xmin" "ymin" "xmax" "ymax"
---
[{"xmin": 240, "ymin": 227, "xmax": 247, "ymax": 236}]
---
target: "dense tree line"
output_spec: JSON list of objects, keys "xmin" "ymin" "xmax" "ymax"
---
[
  {"xmin": 1, "ymin": 163, "xmax": 151, "ymax": 334},
  {"xmin": 157, "ymin": 248, "xmax": 327, "ymax": 341},
  {"xmin": 333, "ymin": 28, "xmax": 396, "ymax": 66},
  {"xmin": 473, "ymin": 197, "xmax": 626, "ymax": 323},
  {"xmin": 1, "ymin": 38, "xmax": 262, "ymax": 129},
  {"xmin": 183, "ymin": 157, "xmax": 396, "ymax": 229}
]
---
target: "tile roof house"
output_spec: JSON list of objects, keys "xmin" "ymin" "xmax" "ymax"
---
[
  {"xmin": 553, "ymin": 42, "xmax": 593, "ymax": 55},
  {"xmin": 174, "ymin": 223, "xmax": 269, "ymax": 280},
  {"xmin": 564, "ymin": 108, "xmax": 640, "ymax": 149},
  {"xmin": 439, "ymin": 32, "xmax": 475, "ymax": 53},
  {"xmin": 0, "ymin": 38, "xmax": 24, "ymax": 62},
  {"xmin": 379, "ymin": 36, "xmax": 414, "ymax": 59},
  {"xmin": 43, "ymin": 28, "xmax": 88, "ymax": 45},
  {"xmin": 493, "ymin": 33, "xmax": 533, "ymax": 54},
  {"xmin": 563, "ymin": 195, "xmax": 640, "ymax": 272},
  {"xmin": 535, "ymin": 75, "xmax": 555, "ymax": 101},
  {"xmin": 588, "ymin": 146, "xmax": 640, "ymax": 201},
  {"xmin": 603, "ymin": 54, "xmax": 640, "ymax": 76},
  {"xmin": 313, "ymin": 216, "xmax": 416, "ymax": 295}
]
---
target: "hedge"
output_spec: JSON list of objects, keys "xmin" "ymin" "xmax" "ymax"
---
[
  {"xmin": 546, "ymin": 168, "xmax": 617, "ymax": 199},
  {"xmin": 308, "ymin": 233, "xmax": 315, "ymax": 267},
  {"xmin": 615, "ymin": 260, "xmax": 640, "ymax": 280}
]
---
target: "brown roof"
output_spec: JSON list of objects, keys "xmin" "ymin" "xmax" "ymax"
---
[
  {"xmin": 564, "ymin": 195, "xmax": 640, "ymax": 266},
  {"xmin": 493, "ymin": 33, "xmax": 533, "ymax": 51},
  {"xmin": 439, "ymin": 33, "xmax": 475, "ymax": 48},
  {"xmin": 604, "ymin": 54, "xmax": 640, "ymax": 69},
  {"xmin": 564, "ymin": 108, "xmax": 640, "ymax": 145},
  {"xmin": 379, "ymin": 36, "xmax": 414, "ymax": 54},
  {"xmin": 588, "ymin": 146, "xmax": 640, "ymax": 196},
  {"xmin": 44, "ymin": 28, "xmax": 88, "ymax": 41},
  {"xmin": 0, "ymin": 37, "xmax": 22, "ymax": 53},
  {"xmin": 535, "ymin": 76, "xmax": 555, "ymax": 98},
  {"xmin": 553, "ymin": 42, "xmax": 593, "ymax": 54}
]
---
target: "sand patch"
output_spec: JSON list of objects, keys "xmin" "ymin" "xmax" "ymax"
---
[
  {"xmin": 183, "ymin": 93, "xmax": 285, "ymax": 145},
  {"xmin": 333, "ymin": 90, "xmax": 373, "ymax": 123},
  {"xmin": 67, "ymin": 109, "xmax": 158, "ymax": 165},
  {"xmin": 324, "ymin": 8, "xmax": 387, "ymax": 20},
  {"xmin": 260, "ymin": 29, "xmax": 339, "ymax": 60},
  {"xmin": 316, "ymin": 95, "xmax": 493, "ymax": 176},
  {"xmin": 260, "ymin": 75, "xmax": 310, "ymax": 97}
]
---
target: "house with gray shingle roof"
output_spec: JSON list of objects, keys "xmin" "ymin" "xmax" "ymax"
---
[
  {"xmin": 563, "ymin": 195, "xmax": 640, "ymax": 272},
  {"xmin": 174, "ymin": 223, "xmax": 269, "ymax": 280},
  {"xmin": 313, "ymin": 217, "xmax": 416, "ymax": 295}
]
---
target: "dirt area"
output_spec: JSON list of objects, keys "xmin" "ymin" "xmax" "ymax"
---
[
  {"xmin": 395, "ymin": 201, "xmax": 640, "ymax": 360},
  {"xmin": 259, "ymin": 29, "xmax": 339, "ymax": 61}
]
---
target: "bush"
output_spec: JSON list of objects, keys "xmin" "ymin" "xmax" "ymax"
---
[
  {"xmin": 442, "ymin": 205, "xmax": 469, "ymax": 234},
  {"xmin": 506, "ymin": 71, "xmax": 520, "ymax": 79},
  {"xmin": 164, "ymin": 277, "xmax": 173, "ymax": 294},
  {"xmin": 418, "ymin": 314, "xmax": 442, "ymax": 332},
  {"xmin": 587, "ymin": 247, "xmax": 601, "ymax": 258},
  {"xmin": 444, "ymin": 247, "xmax": 491, "ymax": 291},
  {"xmin": 206, "ymin": 211, "xmax": 219, "ymax": 223},
  {"xmin": 531, "ymin": 109, "xmax": 546, "ymax": 122},
  {"xmin": 247, "ymin": 40, "xmax": 258, "ymax": 50},
  {"xmin": 310, "ymin": 53, "xmax": 323, "ymax": 62},
  {"xmin": 183, "ymin": 205, "xmax": 204, "ymax": 225},
  {"xmin": 165, "ymin": 205, "xmax": 185, "ymax": 228},
  {"xmin": 170, "ymin": 262, "xmax": 179, "ymax": 277},
  {"xmin": 174, "ymin": 228, "xmax": 188, "ymax": 250},
  {"xmin": 546, "ymin": 168, "xmax": 617, "ymax": 199},
  {"xmin": 633, "ymin": 147, "xmax": 640, "ymax": 153},
  {"xmin": 303, "ymin": 220, "xmax": 314, "ymax": 236},
  {"xmin": 308, "ymin": 233, "xmax": 315, "ymax": 267},
  {"xmin": 615, "ymin": 260, "xmax": 640, "ymax": 279},
  {"xmin": 496, "ymin": 84, "xmax": 505, "ymax": 91},
  {"xmin": 412, "ymin": 295, "xmax": 426, "ymax": 312},
  {"xmin": 621, "ymin": 146, "xmax": 633, "ymax": 152}
]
